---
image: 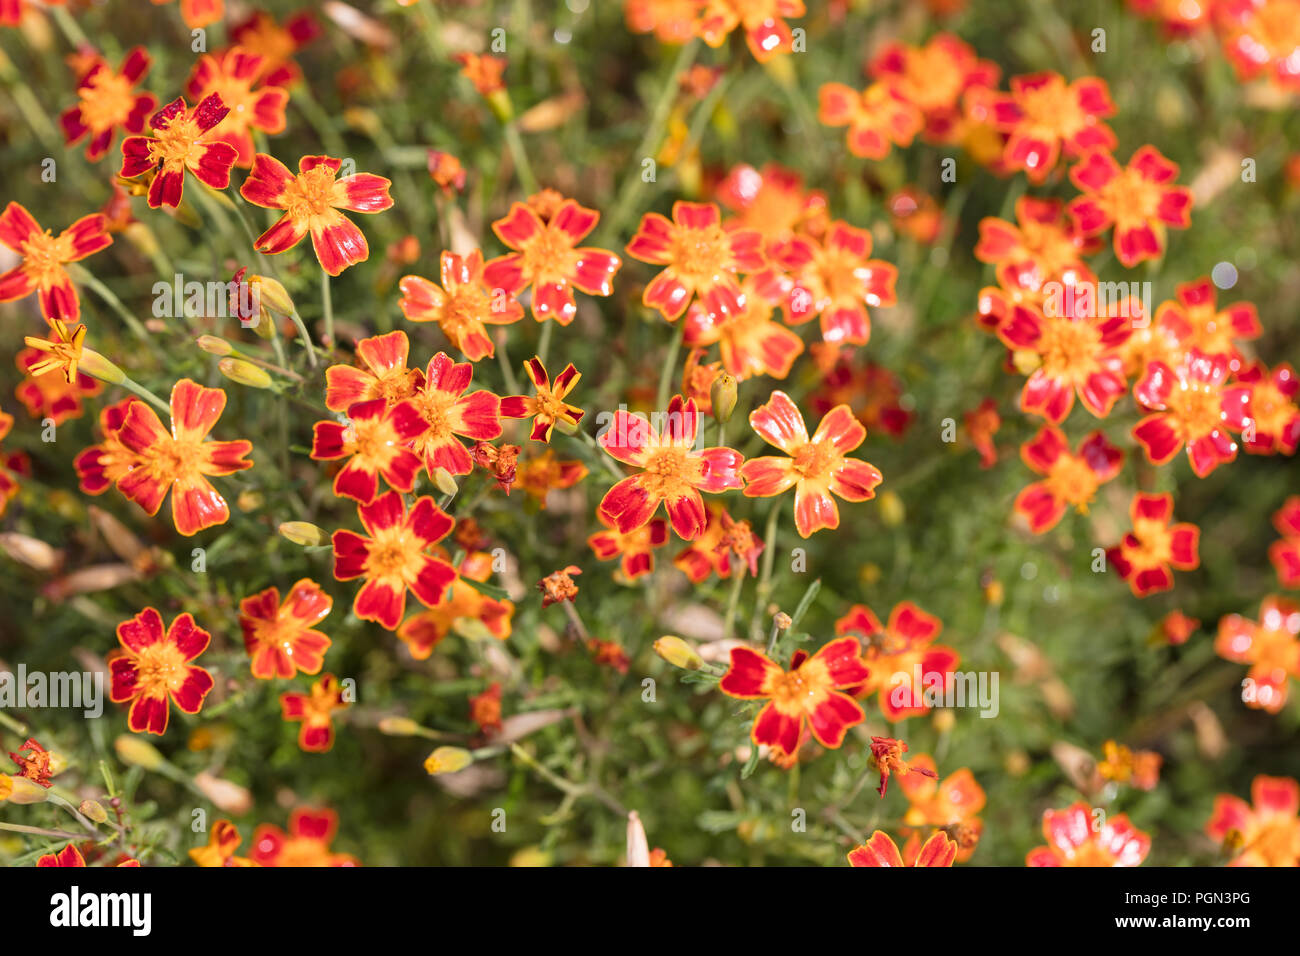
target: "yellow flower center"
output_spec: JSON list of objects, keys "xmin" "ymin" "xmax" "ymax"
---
[
  {"xmin": 80, "ymin": 70, "xmax": 135, "ymax": 131},
  {"xmin": 202, "ymin": 76, "xmax": 259, "ymax": 133},
  {"xmin": 638, "ymin": 446, "xmax": 700, "ymax": 498},
  {"xmin": 1165, "ymin": 379, "xmax": 1223, "ymax": 440},
  {"xmin": 519, "ymin": 225, "xmax": 577, "ymax": 285},
  {"xmin": 149, "ymin": 112, "xmax": 206, "ymax": 170},
  {"xmin": 413, "ymin": 388, "xmax": 455, "ymax": 441},
  {"xmin": 365, "ymin": 524, "xmax": 423, "ymax": 584},
  {"xmin": 1128, "ymin": 517, "xmax": 1173, "ymax": 567},
  {"xmin": 671, "ymin": 224, "xmax": 732, "ymax": 285},
  {"xmin": 1038, "ymin": 315, "xmax": 1101, "ymax": 385},
  {"xmin": 132, "ymin": 640, "xmax": 190, "ymax": 697},
  {"xmin": 792, "ymin": 440, "xmax": 836, "ymax": 479},
  {"xmin": 1100, "ymin": 169, "xmax": 1160, "ymax": 228},
  {"xmin": 18, "ymin": 232, "xmax": 73, "ymax": 284},
  {"xmin": 281, "ymin": 165, "xmax": 340, "ymax": 223},
  {"xmin": 1018, "ymin": 77, "xmax": 1086, "ymax": 138},
  {"xmin": 1045, "ymin": 454, "xmax": 1099, "ymax": 509}
]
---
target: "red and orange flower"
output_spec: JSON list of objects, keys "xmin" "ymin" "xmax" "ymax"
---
[
  {"xmin": 324, "ymin": 330, "xmax": 422, "ymax": 413},
  {"xmin": 189, "ymin": 820, "xmax": 258, "ymax": 867},
  {"xmin": 114, "ymin": 379, "xmax": 253, "ymax": 536},
  {"xmin": 109, "ymin": 607, "xmax": 214, "ymax": 735},
  {"xmin": 695, "ymin": 0, "xmax": 807, "ymax": 61},
  {"xmin": 280, "ymin": 673, "xmax": 348, "ymax": 753},
  {"xmin": 251, "ymin": 808, "xmax": 359, "ymax": 867},
  {"xmin": 740, "ymin": 391, "xmax": 882, "ymax": 538},
  {"xmin": 0, "ymin": 202, "xmax": 112, "ymax": 323},
  {"xmin": 847, "ymin": 830, "xmax": 957, "ymax": 868},
  {"xmin": 719, "ymin": 637, "xmax": 871, "ymax": 757},
  {"xmin": 1133, "ymin": 349, "xmax": 1240, "ymax": 477},
  {"xmin": 239, "ymin": 578, "xmax": 333, "ymax": 680},
  {"xmin": 399, "ymin": 251, "xmax": 525, "ymax": 361},
  {"xmin": 1013, "ymin": 425, "xmax": 1123, "ymax": 533},
  {"xmin": 396, "ymin": 550, "xmax": 514, "ymax": 659},
  {"xmin": 1205, "ymin": 774, "xmax": 1300, "ymax": 867},
  {"xmin": 241, "ymin": 153, "xmax": 394, "ymax": 276},
  {"xmin": 1026, "ymin": 802, "xmax": 1151, "ymax": 866},
  {"xmin": 311, "ymin": 398, "xmax": 426, "ymax": 504},
  {"xmin": 1107, "ymin": 492, "xmax": 1201, "ymax": 597},
  {"xmin": 185, "ymin": 47, "xmax": 290, "ymax": 167},
  {"xmin": 818, "ymin": 81, "xmax": 922, "ymax": 160},
  {"xmin": 682, "ymin": 279, "xmax": 804, "ymax": 380},
  {"xmin": 120, "ymin": 94, "xmax": 238, "ymax": 209},
  {"xmin": 1153, "ymin": 277, "xmax": 1261, "ymax": 364},
  {"xmin": 898, "ymin": 755, "xmax": 986, "ymax": 862},
  {"xmin": 1225, "ymin": 361, "xmax": 1300, "ymax": 456},
  {"xmin": 989, "ymin": 72, "xmax": 1116, "ymax": 182},
  {"xmin": 1216, "ymin": 596, "xmax": 1300, "ymax": 714},
  {"xmin": 1269, "ymin": 496, "xmax": 1300, "ymax": 587},
  {"xmin": 588, "ymin": 512, "xmax": 669, "ymax": 581},
  {"xmin": 60, "ymin": 46, "xmax": 156, "ymax": 162},
  {"xmin": 835, "ymin": 602, "xmax": 959, "ymax": 721},
  {"xmin": 500, "ymin": 357, "xmax": 583, "ymax": 442},
  {"xmin": 1068, "ymin": 146, "xmax": 1193, "ymax": 267},
  {"xmin": 409, "ymin": 352, "xmax": 503, "ymax": 477}
]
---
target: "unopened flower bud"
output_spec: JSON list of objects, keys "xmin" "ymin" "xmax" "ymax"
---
[
  {"xmin": 6, "ymin": 776, "xmax": 50, "ymax": 804},
  {"xmin": 710, "ymin": 372, "xmax": 738, "ymax": 423},
  {"xmin": 114, "ymin": 734, "xmax": 165, "ymax": 771},
  {"xmin": 773, "ymin": 612, "xmax": 793, "ymax": 630},
  {"xmin": 653, "ymin": 635, "xmax": 704, "ymax": 671},
  {"xmin": 431, "ymin": 467, "xmax": 459, "ymax": 497},
  {"xmin": 1011, "ymin": 348, "xmax": 1041, "ymax": 376},
  {"xmin": 80, "ymin": 799, "xmax": 109, "ymax": 823},
  {"xmin": 250, "ymin": 274, "xmax": 294, "ymax": 317},
  {"xmin": 878, "ymin": 489, "xmax": 904, "ymax": 527},
  {"xmin": 378, "ymin": 716, "xmax": 422, "ymax": 737},
  {"xmin": 218, "ymin": 358, "xmax": 274, "ymax": 390},
  {"xmin": 279, "ymin": 521, "xmax": 328, "ymax": 547},
  {"xmin": 78, "ymin": 348, "xmax": 125, "ymax": 386},
  {"xmin": 197, "ymin": 335, "xmax": 234, "ymax": 356},
  {"xmin": 193, "ymin": 770, "xmax": 253, "ymax": 815},
  {"xmin": 424, "ymin": 746, "xmax": 472, "ymax": 775}
]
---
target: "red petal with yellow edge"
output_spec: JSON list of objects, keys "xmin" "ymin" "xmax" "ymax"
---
[
  {"xmin": 299, "ymin": 720, "xmax": 334, "ymax": 753},
  {"xmin": 171, "ymin": 475, "xmax": 230, "ymax": 535},
  {"xmin": 598, "ymin": 410, "xmax": 654, "ymax": 466},
  {"xmin": 493, "ymin": 202, "xmax": 543, "ymax": 248},
  {"xmin": 793, "ymin": 484, "xmax": 839, "ymax": 537},
  {"xmin": 62, "ymin": 214, "xmax": 112, "ymax": 261},
  {"xmin": 749, "ymin": 391, "xmax": 809, "ymax": 454},
  {"xmin": 409, "ymin": 556, "xmax": 457, "ymax": 608},
  {"xmin": 38, "ymin": 844, "xmax": 87, "ymax": 868},
  {"xmin": 312, "ymin": 214, "xmax": 368, "ymax": 276},
  {"xmin": 118, "ymin": 606, "xmax": 166, "ymax": 653},
  {"xmin": 171, "ymin": 665, "xmax": 213, "ymax": 713},
  {"xmin": 600, "ymin": 476, "xmax": 658, "ymax": 533},
  {"xmin": 109, "ymin": 657, "xmax": 140, "ymax": 704},
  {"xmin": 1131, "ymin": 492, "xmax": 1173, "ymax": 523},
  {"xmin": 1015, "ymin": 483, "xmax": 1067, "ymax": 533},
  {"xmin": 407, "ymin": 496, "xmax": 454, "ymax": 547},
  {"xmin": 813, "ymin": 635, "xmax": 872, "ymax": 687},
  {"xmin": 203, "ymin": 439, "xmax": 252, "ymax": 476},
  {"xmin": 331, "ymin": 530, "xmax": 370, "ymax": 581},
  {"xmin": 128, "ymin": 692, "xmax": 170, "ymax": 735},
  {"xmin": 358, "ymin": 490, "xmax": 405, "ymax": 536},
  {"xmin": 696, "ymin": 447, "xmax": 744, "ymax": 493},
  {"xmin": 571, "ymin": 249, "xmax": 621, "ymax": 296},
  {"xmin": 836, "ymin": 604, "xmax": 884, "ymax": 638},
  {"xmin": 664, "ymin": 490, "xmax": 708, "ymax": 540},
  {"xmin": 1131, "ymin": 565, "xmax": 1173, "ymax": 597},
  {"xmin": 338, "ymin": 173, "xmax": 393, "ymax": 213},
  {"xmin": 397, "ymin": 274, "xmax": 448, "ymax": 320},
  {"xmin": 806, "ymin": 692, "xmax": 864, "ymax": 748},
  {"xmin": 1021, "ymin": 425, "xmax": 1067, "ymax": 474},
  {"xmin": 642, "ymin": 271, "xmax": 691, "ymax": 320},
  {"xmin": 0, "ymin": 202, "xmax": 42, "ymax": 248},
  {"xmin": 354, "ymin": 578, "xmax": 406, "ymax": 630},
  {"xmin": 553, "ymin": 200, "xmax": 600, "ymax": 242},
  {"xmin": 167, "ymin": 612, "xmax": 209, "ymax": 661},
  {"xmin": 914, "ymin": 832, "xmax": 958, "ymax": 867},
  {"xmin": 889, "ymin": 602, "xmax": 941, "ymax": 646},
  {"xmin": 811, "ymin": 404, "xmax": 866, "ymax": 454},
  {"xmin": 719, "ymin": 646, "xmax": 780, "ymax": 699},
  {"xmin": 829, "ymin": 458, "xmax": 881, "ymax": 502},
  {"xmin": 450, "ymin": 390, "xmax": 502, "ymax": 440},
  {"xmin": 1021, "ymin": 368, "xmax": 1073, "ymax": 423},
  {"xmin": 170, "ymin": 378, "xmax": 226, "ymax": 442},
  {"xmin": 846, "ymin": 831, "xmax": 905, "ymax": 867},
  {"xmin": 533, "ymin": 281, "xmax": 577, "ymax": 324},
  {"xmin": 335, "ymin": 461, "xmax": 379, "ymax": 504},
  {"xmin": 751, "ymin": 700, "xmax": 801, "ymax": 755},
  {"xmin": 1169, "ymin": 526, "xmax": 1199, "ymax": 566},
  {"xmin": 280, "ymin": 692, "xmax": 306, "ymax": 719},
  {"xmin": 625, "ymin": 212, "xmax": 675, "ymax": 264}
]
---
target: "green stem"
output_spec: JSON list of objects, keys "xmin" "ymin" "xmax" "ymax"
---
[
  {"xmin": 655, "ymin": 322, "xmax": 685, "ymax": 412},
  {"xmin": 321, "ymin": 271, "xmax": 334, "ymax": 349},
  {"xmin": 502, "ymin": 122, "xmax": 539, "ymax": 195},
  {"xmin": 71, "ymin": 267, "xmax": 154, "ymax": 342},
  {"xmin": 536, "ymin": 319, "xmax": 554, "ymax": 371},
  {"xmin": 120, "ymin": 376, "xmax": 172, "ymax": 416},
  {"xmin": 722, "ymin": 564, "xmax": 746, "ymax": 637},
  {"xmin": 749, "ymin": 503, "xmax": 780, "ymax": 643}
]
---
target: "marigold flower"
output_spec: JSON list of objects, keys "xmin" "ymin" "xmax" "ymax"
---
[
  {"xmin": 870, "ymin": 735, "xmax": 937, "ymax": 797},
  {"xmin": 1014, "ymin": 425, "xmax": 1123, "ymax": 533},
  {"xmin": 0, "ymin": 202, "xmax": 112, "ymax": 324},
  {"xmin": 501, "ymin": 357, "xmax": 584, "ymax": 441},
  {"xmin": 1206, "ymin": 774, "xmax": 1300, "ymax": 866},
  {"xmin": 0, "ymin": 411, "xmax": 24, "ymax": 517},
  {"xmin": 740, "ymin": 390, "xmax": 882, "ymax": 538},
  {"xmin": 311, "ymin": 398, "xmax": 426, "ymax": 504},
  {"xmin": 22, "ymin": 318, "xmax": 88, "ymax": 384},
  {"xmin": 672, "ymin": 504, "xmax": 735, "ymax": 582},
  {"xmin": 1106, "ymin": 492, "xmax": 1200, "ymax": 597},
  {"xmin": 74, "ymin": 399, "xmax": 139, "ymax": 494},
  {"xmin": 454, "ymin": 51, "xmax": 508, "ymax": 96},
  {"xmin": 598, "ymin": 394, "xmax": 744, "ymax": 540},
  {"xmin": 975, "ymin": 197, "xmax": 1100, "ymax": 303},
  {"xmin": 963, "ymin": 397, "xmax": 1001, "ymax": 468},
  {"xmin": 988, "ymin": 72, "xmax": 1115, "ymax": 181},
  {"xmin": 469, "ymin": 682, "xmax": 503, "ymax": 735},
  {"xmin": 325, "ymin": 330, "xmax": 423, "ymax": 413},
  {"xmin": 720, "ymin": 637, "xmax": 870, "ymax": 756},
  {"xmin": 1269, "ymin": 496, "xmax": 1300, "ymax": 586},
  {"xmin": 588, "ymin": 513, "xmax": 669, "ymax": 581},
  {"xmin": 185, "ymin": 47, "xmax": 290, "ymax": 167},
  {"xmin": 332, "ymin": 491, "xmax": 457, "ymax": 631},
  {"xmin": 399, "ymin": 251, "xmax": 524, "ymax": 361},
  {"xmin": 190, "ymin": 819, "xmax": 258, "ymax": 867},
  {"xmin": 397, "ymin": 550, "xmax": 514, "ymax": 659},
  {"xmin": 1216, "ymin": 0, "xmax": 1300, "ymax": 91},
  {"xmin": 1068, "ymin": 146, "xmax": 1193, "ymax": 267},
  {"xmin": 995, "ymin": 298, "xmax": 1131, "ymax": 424},
  {"xmin": 114, "ymin": 378, "xmax": 253, "ymax": 536},
  {"xmin": 408, "ymin": 351, "xmax": 503, "ymax": 477},
  {"xmin": 472, "ymin": 440, "xmax": 520, "ymax": 492},
  {"xmin": 109, "ymin": 608, "xmax": 214, "ymax": 735},
  {"xmin": 427, "ymin": 149, "xmax": 467, "ymax": 195},
  {"xmin": 482, "ymin": 198, "xmax": 622, "ymax": 325},
  {"xmin": 8, "ymin": 737, "xmax": 53, "ymax": 788},
  {"xmin": 848, "ymin": 830, "xmax": 957, "ymax": 867},
  {"xmin": 120, "ymin": 94, "xmax": 238, "ymax": 209},
  {"xmin": 1156, "ymin": 609, "xmax": 1200, "ymax": 646},
  {"xmin": 626, "ymin": 201, "xmax": 765, "ymax": 324},
  {"xmin": 241, "ymin": 153, "xmax": 394, "ymax": 275},
  {"xmin": 715, "ymin": 162, "xmax": 829, "ymax": 251},
  {"xmin": 1097, "ymin": 740, "xmax": 1162, "ymax": 791},
  {"xmin": 251, "ymin": 808, "xmax": 359, "ymax": 867},
  {"xmin": 281, "ymin": 673, "xmax": 348, "ymax": 753},
  {"xmin": 230, "ymin": 9, "xmax": 321, "ymax": 87},
  {"xmin": 869, "ymin": 33, "xmax": 1000, "ymax": 143},
  {"xmin": 836, "ymin": 603, "xmax": 959, "ymax": 721},
  {"xmin": 60, "ymin": 46, "xmax": 156, "ymax": 162},
  {"xmin": 588, "ymin": 637, "xmax": 631, "ymax": 673},
  {"xmin": 1133, "ymin": 349, "xmax": 1240, "ymax": 477},
  {"xmin": 1216, "ymin": 596, "xmax": 1300, "ymax": 714},
  {"xmin": 1026, "ymin": 801, "xmax": 1150, "ymax": 866},
  {"xmin": 682, "ymin": 279, "xmax": 803, "ymax": 380},
  {"xmin": 818, "ymin": 81, "xmax": 923, "ymax": 160},
  {"xmin": 765, "ymin": 221, "xmax": 898, "ymax": 346},
  {"xmin": 888, "ymin": 187, "xmax": 945, "ymax": 244},
  {"xmin": 239, "ymin": 578, "xmax": 333, "ymax": 680},
  {"xmin": 624, "ymin": 0, "xmax": 698, "ymax": 45},
  {"xmin": 539, "ymin": 565, "xmax": 582, "ymax": 608},
  {"xmin": 695, "ymin": 0, "xmax": 806, "ymax": 61},
  {"xmin": 1154, "ymin": 277, "xmax": 1261, "ymax": 364},
  {"xmin": 517, "ymin": 449, "xmax": 588, "ymax": 507},
  {"xmin": 151, "ymin": 0, "xmax": 224, "ymax": 29},
  {"xmin": 1225, "ymin": 361, "xmax": 1300, "ymax": 456},
  {"xmin": 897, "ymin": 754, "xmax": 986, "ymax": 861},
  {"xmin": 14, "ymin": 345, "xmax": 101, "ymax": 426}
]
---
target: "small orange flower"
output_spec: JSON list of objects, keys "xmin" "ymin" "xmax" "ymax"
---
[
  {"xmin": 988, "ymin": 72, "xmax": 1116, "ymax": 182},
  {"xmin": 325, "ymin": 330, "xmax": 423, "ymax": 413},
  {"xmin": 1106, "ymin": 492, "xmax": 1200, "ymax": 598},
  {"xmin": 501, "ymin": 357, "xmax": 584, "ymax": 441},
  {"xmin": 311, "ymin": 398, "xmax": 427, "ymax": 504},
  {"xmin": 588, "ymin": 513, "xmax": 669, "ymax": 581},
  {"xmin": 428, "ymin": 149, "xmax": 467, "ymax": 195},
  {"xmin": 8, "ymin": 737, "xmax": 53, "ymax": 788},
  {"xmin": 472, "ymin": 440, "xmax": 520, "ymax": 492},
  {"xmin": 888, "ymin": 187, "xmax": 945, "ymax": 244},
  {"xmin": 837, "ymin": 603, "xmax": 959, "ymax": 721},
  {"xmin": 120, "ymin": 94, "xmax": 239, "ymax": 209},
  {"xmin": 0, "ymin": 202, "xmax": 112, "ymax": 323},
  {"xmin": 15, "ymin": 346, "xmax": 102, "ymax": 425},
  {"xmin": 1014, "ymin": 425, "xmax": 1123, "ymax": 533},
  {"xmin": 454, "ymin": 52, "xmax": 508, "ymax": 96},
  {"xmin": 109, "ymin": 608, "xmax": 214, "ymax": 735},
  {"xmin": 1068, "ymin": 146, "xmax": 1193, "ymax": 267},
  {"xmin": 869, "ymin": 33, "xmax": 1000, "ymax": 142},
  {"xmin": 483, "ymin": 197, "xmax": 622, "ymax": 325},
  {"xmin": 963, "ymin": 397, "xmax": 1001, "ymax": 468},
  {"xmin": 1217, "ymin": 0, "xmax": 1300, "ymax": 91},
  {"xmin": 189, "ymin": 819, "xmax": 259, "ymax": 867},
  {"xmin": 1226, "ymin": 361, "xmax": 1300, "ymax": 456},
  {"xmin": 1153, "ymin": 277, "xmax": 1261, "ymax": 364},
  {"xmin": 22, "ymin": 318, "xmax": 87, "ymax": 384},
  {"xmin": 695, "ymin": 0, "xmax": 807, "ymax": 61},
  {"xmin": 588, "ymin": 638, "xmax": 631, "ymax": 674},
  {"xmin": 185, "ymin": 47, "xmax": 290, "ymax": 167},
  {"xmin": 539, "ymin": 566, "xmax": 582, "ymax": 608},
  {"xmin": 1097, "ymin": 740, "xmax": 1162, "ymax": 791},
  {"xmin": 1206, "ymin": 774, "xmax": 1300, "ymax": 867},
  {"xmin": 847, "ymin": 830, "xmax": 957, "ymax": 867},
  {"xmin": 715, "ymin": 163, "xmax": 829, "ymax": 253},
  {"xmin": 898, "ymin": 754, "xmax": 986, "ymax": 861},
  {"xmin": 818, "ymin": 80, "xmax": 922, "ymax": 160},
  {"xmin": 251, "ymin": 808, "xmax": 359, "ymax": 867},
  {"xmin": 517, "ymin": 449, "xmax": 588, "ymax": 507},
  {"xmin": 1216, "ymin": 596, "xmax": 1300, "ymax": 714},
  {"xmin": 683, "ymin": 279, "xmax": 804, "ymax": 381},
  {"xmin": 1026, "ymin": 801, "xmax": 1150, "ymax": 866},
  {"xmin": 151, "ymin": 0, "xmax": 224, "ymax": 30},
  {"xmin": 114, "ymin": 379, "xmax": 253, "ymax": 536},
  {"xmin": 60, "ymin": 46, "xmax": 156, "ymax": 162},
  {"xmin": 396, "ymin": 550, "xmax": 514, "ymax": 659},
  {"xmin": 870, "ymin": 735, "xmax": 938, "ymax": 797},
  {"xmin": 721, "ymin": 638, "xmax": 871, "ymax": 757},
  {"xmin": 332, "ymin": 492, "xmax": 458, "ymax": 631},
  {"xmin": 399, "ymin": 251, "xmax": 525, "ymax": 361},
  {"xmin": 626, "ymin": 201, "xmax": 765, "ymax": 324},
  {"xmin": 624, "ymin": 0, "xmax": 699, "ymax": 45},
  {"xmin": 740, "ymin": 391, "xmax": 882, "ymax": 538},
  {"xmin": 241, "ymin": 153, "xmax": 394, "ymax": 275},
  {"xmin": 469, "ymin": 682, "xmax": 504, "ymax": 735},
  {"xmin": 598, "ymin": 395, "xmax": 744, "ymax": 540},
  {"xmin": 975, "ymin": 197, "xmax": 1100, "ymax": 303},
  {"xmin": 280, "ymin": 673, "xmax": 349, "ymax": 753},
  {"xmin": 409, "ymin": 352, "xmax": 504, "ymax": 477},
  {"xmin": 239, "ymin": 578, "xmax": 333, "ymax": 680},
  {"xmin": 230, "ymin": 9, "xmax": 321, "ymax": 87},
  {"xmin": 1157, "ymin": 609, "xmax": 1201, "ymax": 646},
  {"xmin": 1133, "ymin": 349, "xmax": 1240, "ymax": 477}
]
